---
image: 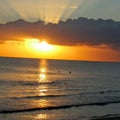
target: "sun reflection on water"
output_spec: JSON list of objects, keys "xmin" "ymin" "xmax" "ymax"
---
[
  {"xmin": 36, "ymin": 59, "xmax": 49, "ymax": 107},
  {"xmin": 38, "ymin": 59, "xmax": 48, "ymax": 83},
  {"xmin": 39, "ymin": 68, "xmax": 47, "ymax": 82},
  {"xmin": 38, "ymin": 86, "xmax": 48, "ymax": 96},
  {"xmin": 36, "ymin": 113, "xmax": 48, "ymax": 120}
]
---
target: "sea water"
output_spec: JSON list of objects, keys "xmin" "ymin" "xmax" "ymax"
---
[{"xmin": 0, "ymin": 57, "xmax": 120, "ymax": 120}]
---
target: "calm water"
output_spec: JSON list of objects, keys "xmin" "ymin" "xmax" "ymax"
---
[{"xmin": 0, "ymin": 57, "xmax": 120, "ymax": 120}]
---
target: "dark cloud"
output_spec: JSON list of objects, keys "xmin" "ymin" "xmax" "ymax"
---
[{"xmin": 0, "ymin": 17, "xmax": 120, "ymax": 50}]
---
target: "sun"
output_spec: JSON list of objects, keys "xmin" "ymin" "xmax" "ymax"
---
[
  {"xmin": 24, "ymin": 38, "xmax": 54, "ymax": 52},
  {"xmin": 38, "ymin": 41, "xmax": 52, "ymax": 51}
]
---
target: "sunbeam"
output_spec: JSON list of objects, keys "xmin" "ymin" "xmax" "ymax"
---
[{"xmin": 8, "ymin": 0, "xmax": 82, "ymax": 24}]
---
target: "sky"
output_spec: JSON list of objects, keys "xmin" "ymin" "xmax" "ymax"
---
[
  {"xmin": 0, "ymin": 0, "xmax": 120, "ymax": 62},
  {"xmin": 0, "ymin": 0, "xmax": 120, "ymax": 24}
]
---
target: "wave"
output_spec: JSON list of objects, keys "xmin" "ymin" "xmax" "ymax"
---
[
  {"xmin": 1, "ymin": 100, "xmax": 120, "ymax": 114},
  {"xmin": 0, "ymin": 80, "xmax": 55, "ymax": 86},
  {"xmin": 81, "ymin": 89, "xmax": 120, "ymax": 96},
  {"xmin": 0, "ymin": 79, "xmax": 78, "ymax": 87},
  {"xmin": 3, "ymin": 89, "xmax": 120, "ymax": 101},
  {"xmin": 21, "ymin": 79, "xmax": 74, "ymax": 86},
  {"xmin": 8, "ymin": 94, "xmax": 67, "ymax": 99},
  {"xmin": 91, "ymin": 114, "xmax": 120, "ymax": 120}
]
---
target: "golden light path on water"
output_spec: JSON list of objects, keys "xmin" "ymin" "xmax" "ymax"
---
[
  {"xmin": 35, "ymin": 59, "xmax": 49, "ymax": 119},
  {"xmin": 37, "ymin": 59, "xmax": 48, "ymax": 96}
]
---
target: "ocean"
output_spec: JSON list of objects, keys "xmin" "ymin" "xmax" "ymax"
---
[{"xmin": 0, "ymin": 57, "xmax": 120, "ymax": 120}]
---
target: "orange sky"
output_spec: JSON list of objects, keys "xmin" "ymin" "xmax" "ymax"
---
[{"xmin": 0, "ymin": 39, "xmax": 120, "ymax": 62}]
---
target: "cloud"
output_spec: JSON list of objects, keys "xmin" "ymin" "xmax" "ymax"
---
[{"xmin": 0, "ymin": 17, "xmax": 120, "ymax": 50}]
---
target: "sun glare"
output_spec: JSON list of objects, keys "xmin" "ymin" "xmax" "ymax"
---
[
  {"xmin": 24, "ymin": 38, "xmax": 53, "ymax": 52},
  {"xmin": 39, "ymin": 41, "xmax": 52, "ymax": 51}
]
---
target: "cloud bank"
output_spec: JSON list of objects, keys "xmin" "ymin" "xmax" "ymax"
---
[{"xmin": 0, "ymin": 17, "xmax": 120, "ymax": 50}]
